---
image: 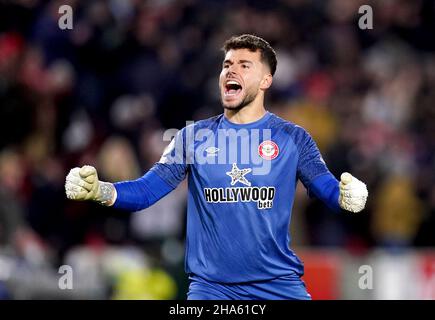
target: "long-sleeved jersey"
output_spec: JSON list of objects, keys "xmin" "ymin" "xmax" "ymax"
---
[{"xmin": 114, "ymin": 111, "xmax": 340, "ymax": 283}]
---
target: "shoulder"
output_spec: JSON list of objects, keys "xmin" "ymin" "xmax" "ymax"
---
[
  {"xmin": 181, "ymin": 114, "xmax": 222, "ymax": 132},
  {"xmin": 196, "ymin": 114, "xmax": 223, "ymax": 129},
  {"xmin": 268, "ymin": 112, "xmax": 311, "ymax": 143}
]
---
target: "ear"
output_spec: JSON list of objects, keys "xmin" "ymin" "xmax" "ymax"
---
[{"xmin": 260, "ymin": 74, "xmax": 273, "ymax": 90}]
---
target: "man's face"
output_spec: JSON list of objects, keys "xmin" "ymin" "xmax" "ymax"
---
[{"xmin": 219, "ymin": 48, "xmax": 270, "ymax": 110}]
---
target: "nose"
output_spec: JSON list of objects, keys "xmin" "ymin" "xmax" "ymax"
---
[{"xmin": 226, "ymin": 68, "xmax": 237, "ymax": 77}]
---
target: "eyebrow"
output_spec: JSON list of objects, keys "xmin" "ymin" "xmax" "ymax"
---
[{"xmin": 223, "ymin": 59, "xmax": 254, "ymax": 65}]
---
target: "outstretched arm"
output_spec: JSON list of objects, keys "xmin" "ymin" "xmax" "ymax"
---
[
  {"xmin": 112, "ymin": 169, "xmax": 175, "ymax": 211},
  {"xmin": 65, "ymin": 127, "xmax": 189, "ymax": 211},
  {"xmin": 65, "ymin": 165, "xmax": 117, "ymax": 206},
  {"xmin": 308, "ymin": 171, "xmax": 368, "ymax": 213},
  {"xmin": 294, "ymin": 126, "xmax": 368, "ymax": 213},
  {"xmin": 65, "ymin": 165, "xmax": 176, "ymax": 211},
  {"xmin": 307, "ymin": 172, "xmax": 340, "ymax": 212}
]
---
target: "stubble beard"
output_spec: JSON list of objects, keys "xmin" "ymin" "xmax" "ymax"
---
[{"xmin": 221, "ymin": 90, "xmax": 257, "ymax": 112}]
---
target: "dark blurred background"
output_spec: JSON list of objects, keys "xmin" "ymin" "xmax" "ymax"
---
[{"xmin": 0, "ymin": 0, "xmax": 434, "ymax": 299}]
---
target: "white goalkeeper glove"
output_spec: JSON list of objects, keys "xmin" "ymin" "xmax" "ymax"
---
[
  {"xmin": 65, "ymin": 165, "xmax": 116, "ymax": 206},
  {"xmin": 338, "ymin": 172, "xmax": 368, "ymax": 213}
]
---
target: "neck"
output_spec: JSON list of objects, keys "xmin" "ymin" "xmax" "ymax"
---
[{"xmin": 224, "ymin": 96, "xmax": 266, "ymax": 124}]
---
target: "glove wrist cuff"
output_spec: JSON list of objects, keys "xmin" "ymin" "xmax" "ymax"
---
[{"xmin": 95, "ymin": 181, "xmax": 117, "ymax": 206}]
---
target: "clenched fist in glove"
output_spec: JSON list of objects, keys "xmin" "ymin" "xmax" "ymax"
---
[
  {"xmin": 338, "ymin": 172, "xmax": 368, "ymax": 213},
  {"xmin": 65, "ymin": 165, "xmax": 116, "ymax": 206}
]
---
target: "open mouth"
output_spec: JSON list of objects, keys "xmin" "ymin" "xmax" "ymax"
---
[{"xmin": 224, "ymin": 80, "xmax": 243, "ymax": 97}]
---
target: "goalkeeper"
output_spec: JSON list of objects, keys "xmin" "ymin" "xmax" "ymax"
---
[{"xmin": 65, "ymin": 34, "xmax": 368, "ymax": 300}]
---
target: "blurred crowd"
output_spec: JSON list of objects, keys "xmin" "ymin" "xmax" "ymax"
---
[{"xmin": 0, "ymin": 0, "xmax": 434, "ymax": 299}]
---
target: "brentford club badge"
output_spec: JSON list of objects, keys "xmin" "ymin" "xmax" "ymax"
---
[{"xmin": 258, "ymin": 140, "xmax": 279, "ymax": 160}]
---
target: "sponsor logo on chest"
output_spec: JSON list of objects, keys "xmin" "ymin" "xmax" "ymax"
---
[{"xmin": 203, "ymin": 163, "xmax": 275, "ymax": 209}]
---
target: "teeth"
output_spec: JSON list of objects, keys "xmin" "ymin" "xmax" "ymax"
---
[{"xmin": 227, "ymin": 80, "xmax": 240, "ymax": 86}]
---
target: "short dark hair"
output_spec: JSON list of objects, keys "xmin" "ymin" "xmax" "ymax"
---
[{"xmin": 222, "ymin": 34, "xmax": 277, "ymax": 76}]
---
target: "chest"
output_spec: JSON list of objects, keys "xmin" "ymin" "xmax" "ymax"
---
[{"xmin": 189, "ymin": 129, "xmax": 298, "ymax": 188}]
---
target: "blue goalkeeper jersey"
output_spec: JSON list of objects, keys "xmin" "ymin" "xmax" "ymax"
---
[{"xmin": 150, "ymin": 111, "xmax": 330, "ymax": 283}]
